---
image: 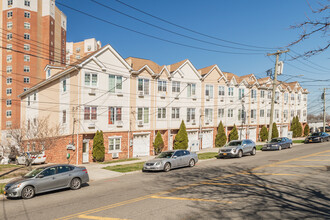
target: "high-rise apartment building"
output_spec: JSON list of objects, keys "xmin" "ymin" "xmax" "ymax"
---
[
  {"xmin": 0, "ymin": 0, "xmax": 66, "ymax": 136},
  {"xmin": 66, "ymin": 38, "xmax": 101, "ymax": 64}
]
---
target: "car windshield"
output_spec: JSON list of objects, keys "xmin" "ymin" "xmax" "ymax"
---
[
  {"xmin": 311, "ymin": 133, "xmax": 321, "ymax": 137},
  {"xmin": 270, "ymin": 138, "xmax": 282, "ymax": 143},
  {"xmin": 24, "ymin": 168, "xmax": 44, "ymax": 178},
  {"xmin": 228, "ymin": 141, "xmax": 242, "ymax": 146},
  {"xmin": 156, "ymin": 152, "xmax": 174, "ymax": 158}
]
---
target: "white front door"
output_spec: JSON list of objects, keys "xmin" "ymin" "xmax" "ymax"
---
[
  {"xmin": 202, "ymin": 130, "xmax": 213, "ymax": 149},
  {"xmin": 249, "ymin": 128, "xmax": 257, "ymax": 142},
  {"xmin": 239, "ymin": 128, "xmax": 246, "ymax": 140},
  {"xmin": 133, "ymin": 134, "xmax": 150, "ymax": 157},
  {"xmin": 82, "ymin": 141, "xmax": 89, "ymax": 163},
  {"xmin": 188, "ymin": 131, "xmax": 199, "ymax": 152},
  {"xmin": 281, "ymin": 126, "xmax": 288, "ymax": 137}
]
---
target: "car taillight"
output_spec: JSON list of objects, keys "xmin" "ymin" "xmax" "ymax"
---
[
  {"xmin": 82, "ymin": 169, "xmax": 87, "ymax": 174},
  {"xmin": 43, "ymin": 155, "xmax": 46, "ymax": 158}
]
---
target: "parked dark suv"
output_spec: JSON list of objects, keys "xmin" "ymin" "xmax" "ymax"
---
[{"xmin": 305, "ymin": 132, "xmax": 330, "ymax": 143}]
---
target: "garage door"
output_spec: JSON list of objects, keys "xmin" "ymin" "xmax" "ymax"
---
[
  {"xmin": 188, "ymin": 131, "xmax": 199, "ymax": 152},
  {"xmin": 133, "ymin": 134, "xmax": 150, "ymax": 157},
  {"xmin": 281, "ymin": 126, "xmax": 288, "ymax": 137},
  {"xmin": 239, "ymin": 128, "xmax": 246, "ymax": 140},
  {"xmin": 248, "ymin": 128, "xmax": 257, "ymax": 142},
  {"xmin": 202, "ymin": 130, "xmax": 213, "ymax": 149}
]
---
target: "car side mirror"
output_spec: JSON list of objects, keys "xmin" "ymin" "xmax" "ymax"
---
[
  {"xmin": 38, "ymin": 174, "xmax": 44, "ymax": 178},
  {"xmin": 173, "ymin": 156, "xmax": 177, "ymax": 159}
]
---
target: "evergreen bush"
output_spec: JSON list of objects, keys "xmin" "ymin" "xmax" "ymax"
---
[
  {"xmin": 259, "ymin": 126, "xmax": 268, "ymax": 142},
  {"xmin": 303, "ymin": 124, "xmax": 310, "ymax": 137},
  {"xmin": 93, "ymin": 130, "xmax": 105, "ymax": 162},
  {"xmin": 296, "ymin": 116, "xmax": 303, "ymax": 137},
  {"xmin": 229, "ymin": 124, "xmax": 239, "ymax": 141},
  {"xmin": 174, "ymin": 120, "xmax": 188, "ymax": 150},
  {"xmin": 153, "ymin": 131, "xmax": 164, "ymax": 154},
  {"xmin": 271, "ymin": 123, "xmax": 279, "ymax": 139},
  {"xmin": 215, "ymin": 121, "xmax": 227, "ymax": 147}
]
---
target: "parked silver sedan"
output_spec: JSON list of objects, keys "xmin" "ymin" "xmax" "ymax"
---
[
  {"xmin": 143, "ymin": 150, "xmax": 198, "ymax": 172},
  {"xmin": 219, "ymin": 139, "xmax": 256, "ymax": 158},
  {"xmin": 4, "ymin": 164, "xmax": 89, "ymax": 199}
]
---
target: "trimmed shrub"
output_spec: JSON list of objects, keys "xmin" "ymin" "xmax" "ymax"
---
[
  {"xmin": 259, "ymin": 126, "xmax": 268, "ymax": 142},
  {"xmin": 215, "ymin": 121, "xmax": 227, "ymax": 147},
  {"xmin": 296, "ymin": 116, "xmax": 303, "ymax": 137},
  {"xmin": 271, "ymin": 123, "xmax": 279, "ymax": 139},
  {"xmin": 303, "ymin": 124, "xmax": 310, "ymax": 137},
  {"xmin": 291, "ymin": 116, "xmax": 298, "ymax": 138},
  {"xmin": 153, "ymin": 131, "xmax": 164, "ymax": 154},
  {"xmin": 174, "ymin": 120, "xmax": 188, "ymax": 150},
  {"xmin": 93, "ymin": 130, "xmax": 105, "ymax": 162},
  {"xmin": 229, "ymin": 124, "xmax": 239, "ymax": 141}
]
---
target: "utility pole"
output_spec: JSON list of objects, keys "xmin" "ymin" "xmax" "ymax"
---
[{"xmin": 267, "ymin": 49, "xmax": 289, "ymax": 142}]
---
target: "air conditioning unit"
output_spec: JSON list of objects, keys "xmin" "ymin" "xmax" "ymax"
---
[
  {"xmin": 88, "ymin": 122, "xmax": 95, "ymax": 128},
  {"xmin": 88, "ymin": 88, "xmax": 96, "ymax": 95},
  {"xmin": 220, "ymin": 97, "xmax": 224, "ymax": 102},
  {"xmin": 230, "ymin": 99, "xmax": 233, "ymax": 103},
  {"xmin": 112, "ymin": 152, "xmax": 119, "ymax": 159},
  {"xmin": 174, "ymin": 96, "xmax": 179, "ymax": 100},
  {"xmin": 138, "ymin": 91, "xmax": 144, "ymax": 97},
  {"xmin": 116, "ymin": 121, "xmax": 123, "ymax": 127},
  {"xmin": 206, "ymin": 95, "xmax": 210, "ymax": 101},
  {"xmin": 205, "ymin": 120, "xmax": 210, "ymax": 125},
  {"xmin": 192, "ymin": 119, "xmax": 196, "ymax": 124},
  {"xmin": 261, "ymin": 100, "xmax": 264, "ymax": 104},
  {"xmin": 137, "ymin": 120, "xmax": 143, "ymax": 127},
  {"xmin": 284, "ymin": 101, "xmax": 287, "ymax": 105},
  {"xmin": 160, "ymin": 93, "xmax": 166, "ymax": 99},
  {"xmin": 192, "ymin": 95, "xmax": 197, "ymax": 100},
  {"xmin": 117, "ymin": 90, "xmax": 123, "ymax": 96},
  {"xmin": 252, "ymin": 100, "xmax": 255, "ymax": 104}
]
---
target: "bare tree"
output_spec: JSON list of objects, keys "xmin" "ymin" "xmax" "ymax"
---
[
  {"xmin": 7, "ymin": 116, "xmax": 63, "ymax": 169},
  {"xmin": 288, "ymin": 1, "xmax": 329, "ymax": 59}
]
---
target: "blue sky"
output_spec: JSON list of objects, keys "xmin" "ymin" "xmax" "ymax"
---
[{"xmin": 57, "ymin": 0, "xmax": 329, "ymax": 115}]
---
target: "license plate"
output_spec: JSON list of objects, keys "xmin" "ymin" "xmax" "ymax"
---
[
  {"xmin": 38, "ymin": 157, "xmax": 41, "ymax": 159},
  {"xmin": 146, "ymin": 166, "xmax": 150, "ymax": 169},
  {"xmin": 309, "ymin": 140, "xmax": 312, "ymax": 142},
  {"xmin": 223, "ymin": 153, "xmax": 227, "ymax": 155},
  {"xmin": 3, "ymin": 191, "xmax": 6, "ymax": 195},
  {"xmin": 267, "ymin": 147, "xmax": 270, "ymax": 149}
]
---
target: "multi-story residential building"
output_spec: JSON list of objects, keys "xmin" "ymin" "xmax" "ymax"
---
[
  {"xmin": 66, "ymin": 38, "xmax": 101, "ymax": 64},
  {"xmin": 0, "ymin": 0, "xmax": 66, "ymax": 142},
  {"xmin": 19, "ymin": 44, "xmax": 308, "ymax": 164}
]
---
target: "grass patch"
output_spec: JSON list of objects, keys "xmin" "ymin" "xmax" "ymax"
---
[
  {"xmin": 100, "ymin": 158, "xmax": 140, "ymax": 164},
  {"xmin": 256, "ymin": 145, "xmax": 263, "ymax": 150},
  {"xmin": 0, "ymin": 164, "xmax": 20, "ymax": 172},
  {"xmin": 198, "ymin": 152, "xmax": 218, "ymax": 160},
  {"xmin": 293, "ymin": 140, "xmax": 305, "ymax": 144},
  {"xmin": 0, "ymin": 183, "xmax": 5, "ymax": 194},
  {"xmin": 103, "ymin": 162, "xmax": 145, "ymax": 173}
]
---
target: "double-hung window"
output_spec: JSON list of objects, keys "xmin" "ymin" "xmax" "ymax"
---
[
  {"xmin": 8, "ymin": 0, "xmax": 13, "ymax": 5},
  {"xmin": 187, "ymin": 108, "xmax": 196, "ymax": 122},
  {"xmin": 24, "ymin": 44, "xmax": 30, "ymax": 51},
  {"xmin": 238, "ymin": 109, "xmax": 246, "ymax": 120},
  {"xmin": 267, "ymin": 110, "xmax": 271, "ymax": 117},
  {"xmin": 138, "ymin": 78, "xmax": 149, "ymax": 95},
  {"xmin": 7, "ymin": 44, "xmax": 12, "ymax": 51},
  {"xmin": 6, "ymin": 99, "xmax": 12, "ymax": 106},
  {"xmin": 260, "ymin": 109, "xmax": 265, "ymax": 117},
  {"xmin": 187, "ymin": 83, "xmax": 196, "ymax": 97},
  {"xmin": 218, "ymin": 108, "xmax": 224, "ymax": 118},
  {"xmin": 275, "ymin": 92, "xmax": 279, "ymax": 102},
  {"xmin": 218, "ymin": 86, "xmax": 225, "ymax": 96},
  {"xmin": 85, "ymin": 73, "xmax": 97, "ymax": 87},
  {"xmin": 24, "ymin": 33, "xmax": 30, "ymax": 40},
  {"xmin": 275, "ymin": 110, "xmax": 280, "ymax": 119},
  {"xmin": 284, "ymin": 93, "xmax": 288, "ymax": 102},
  {"xmin": 171, "ymin": 108, "xmax": 180, "ymax": 119},
  {"xmin": 260, "ymin": 90, "xmax": 265, "ymax": 98},
  {"xmin": 291, "ymin": 110, "xmax": 294, "ymax": 117},
  {"xmin": 62, "ymin": 79, "xmax": 67, "ymax": 92},
  {"xmin": 284, "ymin": 110, "xmax": 288, "ymax": 120},
  {"xmin": 172, "ymin": 81, "xmax": 180, "ymax": 93},
  {"xmin": 24, "ymin": 12, "xmax": 30, "ymax": 18},
  {"xmin": 137, "ymin": 107, "xmax": 149, "ymax": 123},
  {"xmin": 6, "ymin": 66, "xmax": 12, "ymax": 73},
  {"xmin": 251, "ymin": 109, "xmax": 256, "ymax": 119},
  {"xmin": 239, "ymin": 88, "xmax": 245, "ymax": 100},
  {"xmin": 7, "ymin": 11, "xmax": 13, "ymax": 18},
  {"xmin": 6, "ymin": 110, "xmax": 12, "ymax": 117},
  {"xmin": 24, "ymin": 22, "xmax": 30, "ymax": 29},
  {"xmin": 24, "ymin": 66, "xmax": 30, "ymax": 72},
  {"xmin": 251, "ymin": 89, "xmax": 256, "ymax": 99},
  {"xmin": 205, "ymin": 108, "xmax": 213, "ymax": 122},
  {"xmin": 158, "ymin": 80, "xmax": 167, "ymax": 92},
  {"xmin": 62, "ymin": 110, "xmax": 66, "ymax": 124},
  {"xmin": 228, "ymin": 87, "xmax": 234, "ymax": 96},
  {"xmin": 157, "ymin": 108, "xmax": 166, "ymax": 119},
  {"xmin": 7, "ymin": 55, "xmax": 12, "ymax": 63},
  {"xmin": 6, "ymin": 88, "xmax": 12, "ymax": 95},
  {"xmin": 7, "ymin": 77, "xmax": 12, "ymax": 84},
  {"xmin": 268, "ymin": 91, "xmax": 272, "ymax": 99},
  {"xmin": 24, "ymin": 55, "xmax": 30, "ymax": 62},
  {"xmin": 7, "ymin": 33, "xmax": 12, "ymax": 40},
  {"xmin": 109, "ymin": 75, "xmax": 122, "ymax": 93},
  {"xmin": 84, "ymin": 106, "xmax": 97, "ymax": 120},
  {"xmin": 108, "ymin": 107, "xmax": 122, "ymax": 124},
  {"xmin": 7, "ymin": 22, "xmax": 13, "ymax": 29},
  {"xmin": 228, "ymin": 109, "xmax": 233, "ymax": 118},
  {"xmin": 291, "ymin": 94, "xmax": 295, "ymax": 101},
  {"xmin": 24, "ymin": 0, "xmax": 30, "ymax": 6},
  {"xmin": 24, "ymin": 77, "xmax": 30, "ymax": 83},
  {"xmin": 205, "ymin": 85, "xmax": 213, "ymax": 98},
  {"xmin": 109, "ymin": 137, "xmax": 121, "ymax": 152}
]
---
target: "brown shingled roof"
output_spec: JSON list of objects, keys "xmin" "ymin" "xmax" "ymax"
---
[
  {"xmin": 198, "ymin": 64, "xmax": 216, "ymax": 77},
  {"xmin": 125, "ymin": 57, "xmax": 162, "ymax": 73},
  {"xmin": 168, "ymin": 59, "xmax": 188, "ymax": 73}
]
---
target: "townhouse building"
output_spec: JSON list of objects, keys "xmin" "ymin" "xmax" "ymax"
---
[
  {"xmin": 19, "ymin": 44, "xmax": 308, "ymax": 164},
  {"xmin": 0, "ymin": 0, "xmax": 66, "ymax": 144}
]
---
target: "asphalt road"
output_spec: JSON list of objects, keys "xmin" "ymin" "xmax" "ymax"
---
[{"xmin": 1, "ymin": 142, "xmax": 330, "ymax": 220}]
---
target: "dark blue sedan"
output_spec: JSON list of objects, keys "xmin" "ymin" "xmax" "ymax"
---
[{"xmin": 262, "ymin": 137, "xmax": 293, "ymax": 151}]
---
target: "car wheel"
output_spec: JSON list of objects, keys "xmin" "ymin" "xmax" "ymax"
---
[
  {"xmin": 289, "ymin": 144, "xmax": 292, "ymax": 148},
  {"xmin": 163, "ymin": 163, "xmax": 171, "ymax": 172},
  {"xmin": 278, "ymin": 146, "xmax": 282, "ymax": 151},
  {"xmin": 321, "ymin": 138, "xmax": 324, "ymax": 143},
  {"xmin": 15, "ymin": 159, "xmax": 19, "ymax": 165},
  {"xmin": 21, "ymin": 186, "xmax": 35, "ymax": 199},
  {"xmin": 238, "ymin": 150, "xmax": 243, "ymax": 158},
  {"xmin": 189, "ymin": 159, "xmax": 195, "ymax": 167},
  {"xmin": 70, "ymin": 178, "xmax": 81, "ymax": 190},
  {"xmin": 250, "ymin": 148, "xmax": 256, "ymax": 156}
]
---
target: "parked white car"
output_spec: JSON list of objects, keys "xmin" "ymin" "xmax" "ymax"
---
[{"xmin": 16, "ymin": 152, "xmax": 46, "ymax": 165}]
